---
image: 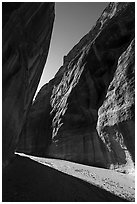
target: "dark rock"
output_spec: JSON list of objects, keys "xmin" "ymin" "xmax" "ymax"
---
[
  {"xmin": 17, "ymin": 3, "xmax": 135, "ymax": 171},
  {"xmin": 2, "ymin": 2, "xmax": 55, "ymax": 166},
  {"xmin": 17, "ymin": 82, "xmax": 53, "ymax": 155}
]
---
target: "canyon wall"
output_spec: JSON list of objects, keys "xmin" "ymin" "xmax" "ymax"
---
[
  {"xmin": 97, "ymin": 39, "xmax": 135, "ymax": 172},
  {"xmin": 2, "ymin": 2, "xmax": 55, "ymax": 166},
  {"xmin": 17, "ymin": 3, "xmax": 135, "ymax": 173}
]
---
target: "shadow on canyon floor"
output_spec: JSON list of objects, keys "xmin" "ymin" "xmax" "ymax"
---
[{"xmin": 2, "ymin": 155, "xmax": 128, "ymax": 202}]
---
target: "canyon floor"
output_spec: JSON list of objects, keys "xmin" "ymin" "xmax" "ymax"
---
[{"xmin": 2, "ymin": 153, "xmax": 134, "ymax": 202}]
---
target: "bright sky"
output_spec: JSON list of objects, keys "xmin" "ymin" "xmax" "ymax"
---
[{"xmin": 36, "ymin": 2, "xmax": 108, "ymax": 94}]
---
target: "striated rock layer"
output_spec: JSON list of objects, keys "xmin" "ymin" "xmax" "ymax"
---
[
  {"xmin": 17, "ymin": 3, "xmax": 135, "ymax": 172},
  {"xmin": 2, "ymin": 2, "xmax": 55, "ymax": 166}
]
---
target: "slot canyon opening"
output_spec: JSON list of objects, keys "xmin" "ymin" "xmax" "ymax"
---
[{"xmin": 34, "ymin": 2, "xmax": 109, "ymax": 99}]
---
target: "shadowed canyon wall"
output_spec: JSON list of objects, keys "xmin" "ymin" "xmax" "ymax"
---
[
  {"xmin": 2, "ymin": 2, "xmax": 55, "ymax": 166},
  {"xmin": 17, "ymin": 2, "xmax": 135, "ymax": 173}
]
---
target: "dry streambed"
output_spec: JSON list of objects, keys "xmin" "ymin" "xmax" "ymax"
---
[{"xmin": 15, "ymin": 152, "xmax": 135, "ymax": 201}]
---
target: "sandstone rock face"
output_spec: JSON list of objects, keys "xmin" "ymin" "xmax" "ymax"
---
[
  {"xmin": 17, "ymin": 3, "xmax": 135, "ymax": 172},
  {"xmin": 2, "ymin": 3, "xmax": 55, "ymax": 165},
  {"xmin": 17, "ymin": 82, "xmax": 54, "ymax": 155},
  {"xmin": 97, "ymin": 39, "xmax": 135, "ymax": 172}
]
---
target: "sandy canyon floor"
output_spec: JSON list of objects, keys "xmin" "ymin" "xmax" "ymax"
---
[{"xmin": 14, "ymin": 152, "xmax": 135, "ymax": 202}]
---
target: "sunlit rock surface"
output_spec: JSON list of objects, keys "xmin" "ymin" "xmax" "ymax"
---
[
  {"xmin": 17, "ymin": 3, "xmax": 135, "ymax": 172},
  {"xmin": 2, "ymin": 2, "xmax": 55, "ymax": 166},
  {"xmin": 97, "ymin": 39, "xmax": 135, "ymax": 172}
]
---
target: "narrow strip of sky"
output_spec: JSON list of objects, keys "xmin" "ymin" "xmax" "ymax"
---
[{"xmin": 36, "ymin": 2, "xmax": 108, "ymax": 93}]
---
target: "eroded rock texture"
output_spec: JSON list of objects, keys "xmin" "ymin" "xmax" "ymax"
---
[
  {"xmin": 97, "ymin": 39, "xmax": 135, "ymax": 172},
  {"xmin": 17, "ymin": 3, "xmax": 135, "ymax": 172},
  {"xmin": 2, "ymin": 2, "xmax": 55, "ymax": 166}
]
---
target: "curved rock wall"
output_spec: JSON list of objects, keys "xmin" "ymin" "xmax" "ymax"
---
[
  {"xmin": 17, "ymin": 3, "xmax": 135, "ymax": 172},
  {"xmin": 2, "ymin": 2, "xmax": 55, "ymax": 166}
]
